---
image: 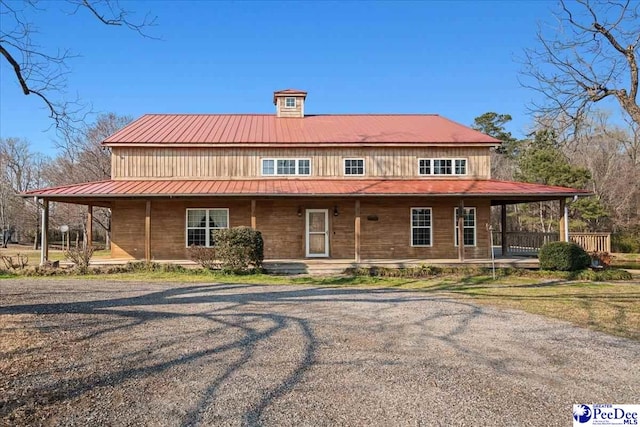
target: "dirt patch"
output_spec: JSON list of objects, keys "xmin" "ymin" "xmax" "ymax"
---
[{"xmin": 1, "ymin": 279, "xmax": 639, "ymax": 426}]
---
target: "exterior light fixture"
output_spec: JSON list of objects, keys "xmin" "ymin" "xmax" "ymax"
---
[
  {"xmin": 297, "ymin": 206, "xmax": 303, "ymax": 217},
  {"xmin": 333, "ymin": 206, "xmax": 339, "ymax": 216}
]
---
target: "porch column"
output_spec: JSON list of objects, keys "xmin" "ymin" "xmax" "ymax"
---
[
  {"xmin": 145, "ymin": 200, "xmax": 151, "ymax": 262},
  {"xmin": 354, "ymin": 200, "xmax": 361, "ymax": 263},
  {"xmin": 559, "ymin": 198, "xmax": 567, "ymax": 242},
  {"xmin": 251, "ymin": 199, "xmax": 257, "ymax": 229},
  {"xmin": 501, "ymin": 203, "xmax": 507, "ymax": 256},
  {"xmin": 86, "ymin": 204, "xmax": 93, "ymax": 249},
  {"xmin": 40, "ymin": 199, "xmax": 49, "ymax": 265},
  {"xmin": 457, "ymin": 200, "xmax": 465, "ymax": 262}
]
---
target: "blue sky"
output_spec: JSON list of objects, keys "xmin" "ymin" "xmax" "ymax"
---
[{"xmin": 1, "ymin": 0, "xmax": 561, "ymax": 154}]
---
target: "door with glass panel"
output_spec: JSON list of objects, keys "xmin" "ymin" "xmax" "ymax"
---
[{"xmin": 306, "ymin": 209, "xmax": 329, "ymax": 257}]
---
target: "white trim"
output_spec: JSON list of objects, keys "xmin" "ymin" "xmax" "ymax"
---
[
  {"xmin": 343, "ymin": 158, "xmax": 365, "ymax": 176},
  {"xmin": 305, "ymin": 209, "xmax": 329, "ymax": 257},
  {"xmin": 453, "ymin": 207, "xmax": 476, "ymax": 247},
  {"xmin": 185, "ymin": 208, "xmax": 229, "ymax": 248},
  {"xmin": 261, "ymin": 158, "xmax": 312, "ymax": 176},
  {"xmin": 417, "ymin": 158, "xmax": 467, "ymax": 176},
  {"xmin": 410, "ymin": 207, "xmax": 433, "ymax": 247},
  {"xmin": 284, "ymin": 97, "xmax": 296, "ymax": 108}
]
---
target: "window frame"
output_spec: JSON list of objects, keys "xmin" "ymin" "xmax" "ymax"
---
[
  {"xmin": 261, "ymin": 158, "xmax": 311, "ymax": 176},
  {"xmin": 410, "ymin": 207, "xmax": 433, "ymax": 247},
  {"xmin": 284, "ymin": 97, "xmax": 296, "ymax": 108},
  {"xmin": 185, "ymin": 208, "xmax": 230, "ymax": 248},
  {"xmin": 417, "ymin": 158, "xmax": 468, "ymax": 176},
  {"xmin": 418, "ymin": 159, "xmax": 431, "ymax": 175},
  {"xmin": 453, "ymin": 207, "xmax": 476, "ymax": 247},
  {"xmin": 343, "ymin": 158, "xmax": 365, "ymax": 176}
]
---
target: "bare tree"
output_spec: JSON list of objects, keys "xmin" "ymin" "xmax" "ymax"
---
[
  {"xmin": 0, "ymin": 0, "xmax": 155, "ymax": 131},
  {"xmin": 564, "ymin": 111, "xmax": 640, "ymax": 230},
  {"xmin": 521, "ymin": 0, "xmax": 640, "ymax": 128},
  {"xmin": 44, "ymin": 113, "xmax": 132, "ymax": 248},
  {"xmin": 0, "ymin": 137, "xmax": 50, "ymax": 248}
]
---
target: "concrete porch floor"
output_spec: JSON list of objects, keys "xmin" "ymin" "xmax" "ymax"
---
[{"xmin": 85, "ymin": 256, "xmax": 539, "ymax": 274}]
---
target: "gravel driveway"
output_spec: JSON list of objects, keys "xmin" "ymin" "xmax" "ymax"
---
[{"xmin": 1, "ymin": 279, "xmax": 638, "ymax": 426}]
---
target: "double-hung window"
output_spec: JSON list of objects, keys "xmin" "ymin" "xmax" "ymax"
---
[
  {"xmin": 418, "ymin": 158, "xmax": 467, "ymax": 176},
  {"xmin": 454, "ymin": 207, "xmax": 476, "ymax": 246},
  {"xmin": 262, "ymin": 158, "xmax": 311, "ymax": 176},
  {"xmin": 344, "ymin": 158, "xmax": 365, "ymax": 176},
  {"xmin": 411, "ymin": 208, "xmax": 432, "ymax": 246},
  {"xmin": 186, "ymin": 208, "xmax": 229, "ymax": 247}
]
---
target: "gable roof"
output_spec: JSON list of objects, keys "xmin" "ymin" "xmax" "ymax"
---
[{"xmin": 102, "ymin": 114, "xmax": 501, "ymax": 146}]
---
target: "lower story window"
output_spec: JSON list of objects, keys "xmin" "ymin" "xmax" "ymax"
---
[
  {"xmin": 454, "ymin": 207, "xmax": 476, "ymax": 246},
  {"xmin": 411, "ymin": 208, "xmax": 432, "ymax": 246},
  {"xmin": 186, "ymin": 208, "xmax": 229, "ymax": 247}
]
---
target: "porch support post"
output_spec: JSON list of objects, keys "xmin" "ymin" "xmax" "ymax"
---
[
  {"xmin": 86, "ymin": 204, "xmax": 93, "ymax": 249},
  {"xmin": 354, "ymin": 199, "xmax": 361, "ymax": 263},
  {"xmin": 251, "ymin": 199, "xmax": 256, "ymax": 229},
  {"xmin": 457, "ymin": 199, "xmax": 465, "ymax": 262},
  {"xmin": 559, "ymin": 198, "xmax": 567, "ymax": 242},
  {"xmin": 40, "ymin": 199, "xmax": 49, "ymax": 266},
  {"xmin": 501, "ymin": 203, "xmax": 507, "ymax": 256},
  {"xmin": 145, "ymin": 200, "xmax": 151, "ymax": 262}
]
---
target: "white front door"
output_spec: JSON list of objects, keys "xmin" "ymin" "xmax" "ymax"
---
[{"xmin": 306, "ymin": 209, "xmax": 329, "ymax": 257}]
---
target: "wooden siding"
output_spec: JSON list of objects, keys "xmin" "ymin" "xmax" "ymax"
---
[
  {"xmin": 276, "ymin": 96, "xmax": 304, "ymax": 118},
  {"xmin": 110, "ymin": 197, "xmax": 491, "ymax": 260},
  {"xmin": 111, "ymin": 147, "xmax": 491, "ymax": 179}
]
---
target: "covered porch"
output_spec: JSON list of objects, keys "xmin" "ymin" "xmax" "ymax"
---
[{"xmin": 24, "ymin": 178, "xmax": 592, "ymax": 268}]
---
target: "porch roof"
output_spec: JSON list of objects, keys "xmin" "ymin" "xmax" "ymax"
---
[{"xmin": 23, "ymin": 178, "xmax": 590, "ymax": 203}]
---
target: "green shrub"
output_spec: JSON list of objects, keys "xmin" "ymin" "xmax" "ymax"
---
[
  {"xmin": 539, "ymin": 241, "xmax": 591, "ymax": 271},
  {"xmin": 573, "ymin": 268, "xmax": 633, "ymax": 281},
  {"xmin": 212, "ymin": 226, "xmax": 264, "ymax": 273},
  {"xmin": 612, "ymin": 229, "xmax": 640, "ymax": 253}
]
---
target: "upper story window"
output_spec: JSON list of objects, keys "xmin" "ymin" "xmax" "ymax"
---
[
  {"xmin": 344, "ymin": 158, "xmax": 365, "ymax": 176},
  {"xmin": 262, "ymin": 158, "xmax": 311, "ymax": 176},
  {"xmin": 418, "ymin": 158, "xmax": 467, "ymax": 176},
  {"xmin": 284, "ymin": 97, "xmax": 296, "ymax": 108}
]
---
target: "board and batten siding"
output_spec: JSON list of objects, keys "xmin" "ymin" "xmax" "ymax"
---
[{"xmin": 111, "ymin": 147, "xmax": 491, "ymax": 179}]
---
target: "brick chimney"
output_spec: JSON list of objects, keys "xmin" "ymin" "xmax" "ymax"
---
[{"xmin": 273, "ymin": 89, "xmax": 307, "ymax": 118}]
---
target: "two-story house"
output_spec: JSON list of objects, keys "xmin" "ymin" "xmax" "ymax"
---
[{"xmin": 27, "ymin": 89, "xmax": 587, "ymax": 265}]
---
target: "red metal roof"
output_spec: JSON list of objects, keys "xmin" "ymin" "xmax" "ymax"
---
[
  {"xmin": 24, "ymin": 179, "xmax": 590, "ymax": 198},
  {"xmin": 274, "ymin": 88, "xmax": 307, "ymax": 95},
  {"xmin": 103, "ymin": 114, "xmax": 501, "ymax": 145}
]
